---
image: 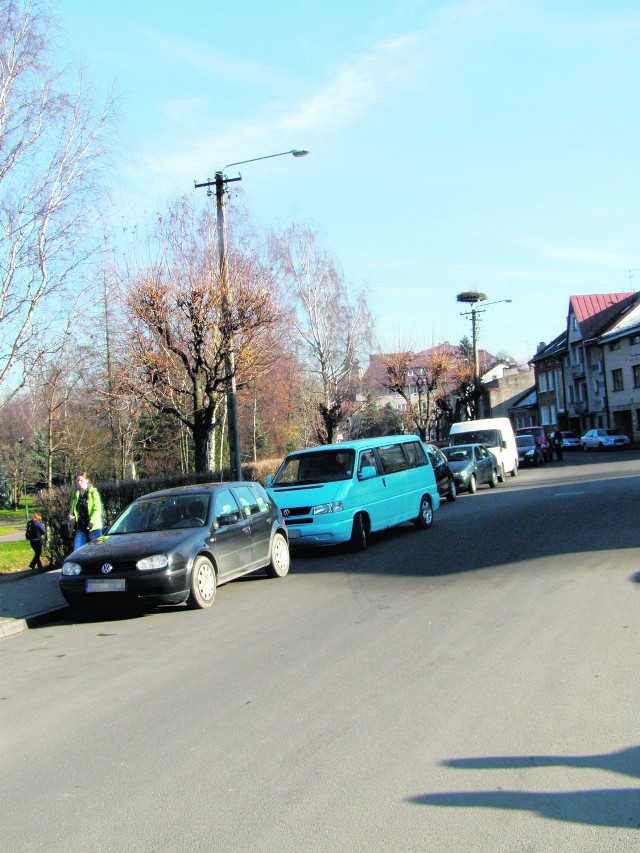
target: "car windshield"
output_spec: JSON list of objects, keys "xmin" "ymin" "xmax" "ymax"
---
[
  {"xmin": 273, "ymin": 450, "xmax": 355, "ymax": 485},
  {"xmin": 443, "ymin": 446, "xmax": 472, "ymax": 462},
  {"xmin": 109, "ymin": 494, "xmax": 211, "ymax": 534},
  {"xmin": 516, "ymin": 436, "xmax": 535, "ymax": 447},
  {"xmin": 451, "ymin": 429, "xmax": 500, "ymax": 447}
]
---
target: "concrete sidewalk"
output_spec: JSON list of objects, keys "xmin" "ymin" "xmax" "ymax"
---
[{"xmin": 0, "ymin": 569, "xmax": 69, "ymax": 639}]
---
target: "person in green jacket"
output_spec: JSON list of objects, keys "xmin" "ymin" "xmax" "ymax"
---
[{"xmin": 68, "ymin": 471, "xmax": 103, "ymax": 551}]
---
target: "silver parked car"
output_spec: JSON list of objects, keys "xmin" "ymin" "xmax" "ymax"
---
[
  {"xmin": 560, "ymin": 430, "xmax": 581, "ymax": 450},
  {"xmin": 580, "ymin": 428, "xmax": 631, "ymax": 451}
]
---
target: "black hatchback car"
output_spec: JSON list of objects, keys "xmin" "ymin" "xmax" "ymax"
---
[
  {"xmin": 424, "ymin": 443, "xmax": 457, "ymax": 502},
  {"xmin": 60, "ymin": 482, "xmax": 290, "ymax": 611}
]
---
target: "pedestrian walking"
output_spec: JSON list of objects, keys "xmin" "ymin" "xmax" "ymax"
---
[
  {"xmin": 551, "ymin": 428, "xmax": 564, "ymax": 461},
  {"xmin": 68, "ymin": 471, "xmax": 103, "ymax": 551},
  {"xmin": 26, "ymin": 513, "xmax": 47, "ymax": 570}
]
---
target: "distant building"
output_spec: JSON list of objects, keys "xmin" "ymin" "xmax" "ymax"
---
[{"xmin": 527, "ymin": 291, "xmax": 640, "ymax": 440}]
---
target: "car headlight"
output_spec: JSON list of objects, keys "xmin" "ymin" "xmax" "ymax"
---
[
  {"xmin": 457, "ymin": 470, "xmax": 469, "ymax": 479},
  {"xmin": 525, "ymin": 449, "xmax": 535, "ymax": 457},
  {"xmin": 62, "ymin": 562, "xmax": 81, "ymax": 576},
  {"xmin": 312, "ymin": 501, "xmax": 344, "ymax": 515},
  {"xmin": 136, "ymin": 554, "xmax": 169, "ymax": 571}
]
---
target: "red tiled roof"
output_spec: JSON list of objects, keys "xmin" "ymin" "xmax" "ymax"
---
[{"xmin": 570, "ymin": 293, "xmax": 637, "ymax": 341}]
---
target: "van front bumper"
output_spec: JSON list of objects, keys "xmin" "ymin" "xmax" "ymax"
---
[{"xmin": 285, "ymin": 516, "xmax": 353, "ymax": 547}]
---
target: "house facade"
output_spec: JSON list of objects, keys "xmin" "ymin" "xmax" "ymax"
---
[
  {"xmin": 528, "ymin": 332, "xmax": 567, "ymax": 430},
  {"xmin": 596, "ymin": 299, "xmax": 640, "ymax": 439},
  {"xmin": 527, "ymin": 292, "xmax": 640, "ymax": 440}
]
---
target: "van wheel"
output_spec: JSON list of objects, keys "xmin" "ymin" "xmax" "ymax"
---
[
  {"xmin": 489, "ymin": 469, "xmax": 498, "ymax": 488},
  {"xmin": 414, "ymin": 495, "xmax": 433, "ymax": 529},
  {"xmin": 510, "ymin": 464, "xmax": 518, "ymax": 477},
  {"xmin": 350, "ymin": 513, "xmax": 368, "ymax": 551},
  {"xmin": 447, "ymin": 478, "xmax": 457, "ymax": 501},
  {"xmin": 468, "ymin": 475, "xmax": 477, "ymax": 494}
]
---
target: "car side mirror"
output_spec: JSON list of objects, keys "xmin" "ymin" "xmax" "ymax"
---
[
  {"xmin": 217, "ymin": 511, "xmax": 240, "ymax": 527},
  {"xmin": 266, "ymin": 474, "xmax": 273, "ymax": 487},
  {"xmin": 358, "ymin": 465, "xmax": 377, "ymax": 480}
]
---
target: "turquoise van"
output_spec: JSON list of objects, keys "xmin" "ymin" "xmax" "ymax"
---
[{"xmin": 266, "ymin": 435, "xmax": 440, "ymax": 550}]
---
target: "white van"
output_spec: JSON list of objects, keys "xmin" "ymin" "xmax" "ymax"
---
[
  {"xmin": 448, "ymin": 417, "xmax": 518, "ymax": 480},
  {"xmin": 266, "ymin": 435, "xmax": 440, "ymax": 550}
]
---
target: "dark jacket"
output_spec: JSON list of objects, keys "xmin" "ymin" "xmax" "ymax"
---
[{"xmin": 26, "ymin": 520, "xmax": 46, "ymax": 542}]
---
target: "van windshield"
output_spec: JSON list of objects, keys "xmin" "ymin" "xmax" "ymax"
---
[
  {"xmin": 273, "ymin": 450, "xmax": 356, "ymax": 485},
  {"xmin": 451, "ymin": 429, "xmax": 500, "ymax": 447}
]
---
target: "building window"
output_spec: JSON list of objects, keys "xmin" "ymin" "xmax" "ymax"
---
[
  {"xmin": 612, "ymin": 368, "xmax": 623, "ymax": 391},
  {"xmin": 610, "ymin": 340, "xmax": 621, "ymax": 351},
  {"xmin": 631, "ymin": 333, "xmax": 640, "ymax": 345},
  {"xmin": 634, "ymin": 365, "xmax": 640, "ymax": 388}
]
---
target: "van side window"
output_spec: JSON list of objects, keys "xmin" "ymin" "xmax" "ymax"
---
[
  {"xmin": 403, "ymin": 440, "xmax": 428, "ymax": 468},
  {"xmin": 378, "ymin": 444, "xmax": 411, "ymax": 474},
  {"xmin": 358, "ymin": 450, "xmax": 379, "ymax": 475}
]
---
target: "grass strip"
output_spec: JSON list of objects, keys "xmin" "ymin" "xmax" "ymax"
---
[{"xmin": 0, "ymin": 541, "xmax": 40, "ymax": 574}]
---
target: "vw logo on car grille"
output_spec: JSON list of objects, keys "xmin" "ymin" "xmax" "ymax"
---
[
  {"xmin": 283, "ymin": 509, "xmax": 290, "ymax": 517},
  {"xmin": 101, "ymin": 563, "xmax": 113, "ymax": 574}
]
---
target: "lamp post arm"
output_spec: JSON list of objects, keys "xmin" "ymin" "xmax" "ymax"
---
[{"xmin": 222, "ymin": 148, "xmax": 309, "ymax": 172}]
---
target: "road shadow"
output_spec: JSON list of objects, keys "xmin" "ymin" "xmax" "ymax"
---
[{"xmin": 408, "ymin": 745, "xmax": 640, "ymax": 829}]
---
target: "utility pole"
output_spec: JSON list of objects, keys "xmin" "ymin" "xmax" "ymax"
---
[
  {"xmin": 195, "ymin": 149, "xmax": 309, "ymax": 480},
  {"xmin": 193, "ymin": 170, "xmax": 242, "ymax": 480}
]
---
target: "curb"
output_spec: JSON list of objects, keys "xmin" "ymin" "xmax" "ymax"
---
[{"xmin": 0, "ymin": 605, "xmax": 71, "ymax": 638}]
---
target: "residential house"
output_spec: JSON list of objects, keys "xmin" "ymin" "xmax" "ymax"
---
[
  {"xmin": 596, "ymin": 295, "xmax": 640, "ymax": 440},
  {"xmin": 565, "ymin": 292, "xmax": 637, "ymax": 435},
  {"xmin": 527, "ymin": 332, "xmax": 567, "ymax": 430},
  {"xmin": 477, "ymin": 365, "xmax": 535, "ymax": 420}
]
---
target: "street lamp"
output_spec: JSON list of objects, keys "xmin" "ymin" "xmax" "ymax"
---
[
  {"xmin": 195, "ymin": 148, "xmax": 310, "ymax": 480},
  {"xmin": 16, "ymin": 437, "xmax": 27, "ymax": 522},
  {"xmin": 456, "ymin": 292, "xmax": 512, "ymax": 418}
]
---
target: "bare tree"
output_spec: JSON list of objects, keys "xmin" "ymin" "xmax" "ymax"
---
[
  {"xmin": 0, "ymin": 0, "xmax": 114, "ymax": 403},
  {"xmin": 272, "ymin": 224, "xmax": 374, "ymax": 445},
  {"xmin": 124, "ymin": 197, "xmax": 283, "ymax": 473},
  {"xmin": 382, "ymin": 349, "xmax": 451, "ymax": 441}
]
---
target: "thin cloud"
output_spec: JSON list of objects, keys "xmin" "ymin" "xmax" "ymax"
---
[
  {"xmin": 143, "ymin": 30, "xmax": 291, "ymax": 89},
  {"xmin": 537, "ymin": 243, "xmax": 640, "ymax": 267}
]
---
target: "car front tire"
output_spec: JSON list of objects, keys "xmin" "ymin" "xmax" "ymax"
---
[
  {"xmin": 266, "ymin": 532, "xmax": 290, "ymax": 578},
  {"xmin": 350, "ymin": 513, "xmax": 368, "ymax": 551},
  {"xmin": 468, "ymin": 475, "xmax": 477, "ymax": 494},
  {"xmin": 187, "ymin": 556, "xmax": 216, "ymax": 609},
  {"xmin": 489, "ymin": 469, "xmax": 498, "ymax": 488},
  {"xmin": 447, "ymin": 478, "xmax": 457, "ymax": 502}
]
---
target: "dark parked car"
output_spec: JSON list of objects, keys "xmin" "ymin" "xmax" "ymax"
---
[
  {"xmin": 441, "ymin": 444, "xmax": 499, "ymax": 494},
  {"xmin": 515, "ymin": 426, "xmax": 550, "ymax": 461},
  {"xmin": 516, "ymin": 434, "xmax": 544, "ymax": 466},
  {"xmin": 424, "ymin": 443, "xmax": 457, "ymax": 502},
  {"xmin": 60, "ymin": 482, "xmax": 290, "ymax": 611}
]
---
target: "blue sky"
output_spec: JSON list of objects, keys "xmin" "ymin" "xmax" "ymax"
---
[{"xmin": 53, "ymin": 0, "xmax": 640, "ymax": 363}]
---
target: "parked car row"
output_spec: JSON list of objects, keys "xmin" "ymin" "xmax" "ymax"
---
[{"xmin": 59, "ymin": 422, "xmax": 633, "ymax": 616}]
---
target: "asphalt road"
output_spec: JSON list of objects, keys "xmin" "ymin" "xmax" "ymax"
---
[{"xmin": 1, "ymin": 451, "xmax": 639, "ymax": 852}]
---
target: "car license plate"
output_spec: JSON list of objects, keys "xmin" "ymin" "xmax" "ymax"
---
[
  {"xmin": 86, "ymin": 579, "xmax": 126, "ymax": 593},
  {"xmin": 287, "ymin": 529, "xmax": 301, "ymax": 539}
]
